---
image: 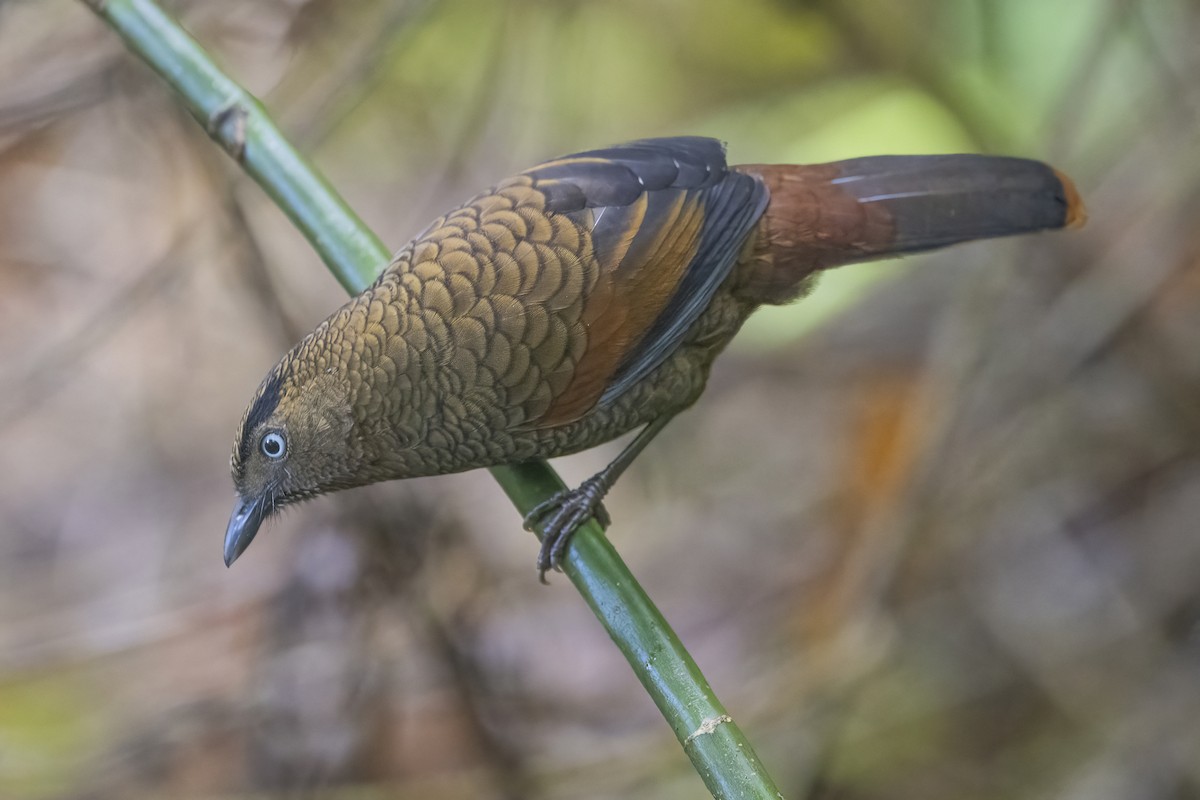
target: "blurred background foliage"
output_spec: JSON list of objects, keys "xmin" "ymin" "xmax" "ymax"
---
[{"xmin": 1, "ymin": 0, "xmax": 1199, "ymax": 797}]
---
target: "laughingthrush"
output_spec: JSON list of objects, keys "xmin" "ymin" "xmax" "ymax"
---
[{"xmin": 226, "ymin": 137, "xmax": 1085, "ymax": 578}]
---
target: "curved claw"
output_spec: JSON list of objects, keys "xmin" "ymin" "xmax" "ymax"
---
[{"xmin": 523, "ymin": 478, "xmax": 610, "ymax": 582}]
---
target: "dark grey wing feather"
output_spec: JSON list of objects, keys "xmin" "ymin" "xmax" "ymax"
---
[{"xmin": 524, "ymin": 137, "xmax": 768, "ymax": 414}]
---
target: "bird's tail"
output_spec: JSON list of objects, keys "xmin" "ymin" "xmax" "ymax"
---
[{"xmin": 734, "ymin": 155, "xmax": 1086, "ymax": 305}]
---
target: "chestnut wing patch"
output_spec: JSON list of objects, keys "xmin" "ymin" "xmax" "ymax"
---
[{"xmin": 522, "ymin": 137, "xmax": 768, "ymax": 427}]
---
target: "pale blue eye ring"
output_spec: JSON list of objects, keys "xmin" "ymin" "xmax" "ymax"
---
[{"xmin": 260, "ymin": 431, "xmax": 286, "ymax": 459}]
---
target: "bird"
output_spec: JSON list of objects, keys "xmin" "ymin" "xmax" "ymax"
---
[{"xmin": 225, "ymin": 136, "xmax": 1085, "ymax": 579}]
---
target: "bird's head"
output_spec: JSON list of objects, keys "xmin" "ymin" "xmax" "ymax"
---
[{"xmin": 225, "ymin": 361, "xmax": 358, "ymax": 566}]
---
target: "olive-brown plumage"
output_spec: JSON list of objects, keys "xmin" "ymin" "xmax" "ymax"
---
[{"xmin": 227, "ymin": 137, "xmax": 1085, "ymax": 573}]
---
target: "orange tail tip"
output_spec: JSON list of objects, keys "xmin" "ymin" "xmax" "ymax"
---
[{"xmin": 1053, "ymin": 169, "xmax": 1088, "ymax": 229}]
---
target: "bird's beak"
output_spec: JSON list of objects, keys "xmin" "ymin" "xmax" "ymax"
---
[{"xmin": 224, "ymin": 494, "xmax": 268, "ymax": 567}]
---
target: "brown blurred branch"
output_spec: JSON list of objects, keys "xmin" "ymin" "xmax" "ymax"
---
[
  {"xmin": 0, "ymin": 61, "xmax": 123, "ymax": 141},
  {"xmin": 0, "ymin": 223, "xmax": 200, "ymax": 431}
]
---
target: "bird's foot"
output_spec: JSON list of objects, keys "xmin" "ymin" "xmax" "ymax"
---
[{"xmin": 523, "ymin": 477, "xmax": 611, "ymax": 583}]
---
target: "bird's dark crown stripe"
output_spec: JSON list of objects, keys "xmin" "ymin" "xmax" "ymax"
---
[
  {"xmin": 244, "ymin": 371, "xmax": 282, "ymax": 434},
  {"xmin": 236, "ymin": 370, "xmax": 284, "ymax": 472},
  {"xmin": 246, "ymin": 371, "xmax": 284, "ymax": 432}
]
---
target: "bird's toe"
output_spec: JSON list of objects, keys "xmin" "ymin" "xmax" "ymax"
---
[{"xmin": 528, "ymin": 481, "xmax": 610, "ymax": 582}]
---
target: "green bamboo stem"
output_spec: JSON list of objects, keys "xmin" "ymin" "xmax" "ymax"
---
[
  {"xmin": 83, "ymin": 1, "xmax": 782, "ymax": 796},
  {"xmin": 490, "ymin": 465, "xmax": 781, "ymax": 799}
]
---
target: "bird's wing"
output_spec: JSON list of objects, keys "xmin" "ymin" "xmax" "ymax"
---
[{"xmin": 519, "ymin": 137, "xmax": 768, "ymax": 426}]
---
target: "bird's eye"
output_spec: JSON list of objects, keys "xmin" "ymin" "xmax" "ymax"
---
[{"xmin": 260, "ymin": 431, "xmax": 287, "ymax": 459}]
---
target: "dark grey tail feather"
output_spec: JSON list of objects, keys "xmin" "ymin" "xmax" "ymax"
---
[{"xmin": 830, "ymin": 154, "xmax": 1082, "ymax": 256}]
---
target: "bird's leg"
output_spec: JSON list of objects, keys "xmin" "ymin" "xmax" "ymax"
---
[{"xmin": 525, "ymin": 415, "xmax": 673, "ymax": 582}]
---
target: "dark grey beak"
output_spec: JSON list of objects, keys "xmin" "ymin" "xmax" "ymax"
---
[{"xmin": 224, "ymin": 494, "xmax": 268, "ymax": 567}]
